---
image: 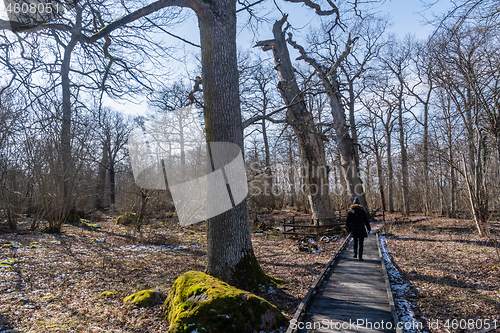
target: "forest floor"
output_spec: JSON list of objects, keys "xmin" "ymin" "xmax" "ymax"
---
[
  {"xmin": 0, "ymin": 212, "xmax": 344, "ymax": 332},
  {"xmin": 381, "ymin": 217, "xmax": 500, "ymax": 333}
]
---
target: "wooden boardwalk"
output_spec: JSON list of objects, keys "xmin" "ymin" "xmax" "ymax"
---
[{"xmin": 296, "ymin": 224, "xmax": 396, "ymax": 333}]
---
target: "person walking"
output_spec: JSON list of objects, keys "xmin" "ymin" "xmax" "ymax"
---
[{"xmin": 345, "ymin": 197, "xmax": 371, "ymax": 261}]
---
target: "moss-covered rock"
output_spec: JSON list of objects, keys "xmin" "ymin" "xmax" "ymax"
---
[
  {"xmin": 2, "ymin": 242, "xmax": 22, "ymax": 248},
  {"xmin": 79, "ymin": 220, "xmax": 101, "ymax": 231},
  {"xmin": 124, "ymin": 289, "xmax": 165, "ymax": 307},
  {"xmin": 91, "ymin": 238, "xmax": 105, "ymax": 243},
  {"xmin": 100, "ymin": 291, "xmax": 116, "ymax": 297},
  {"xmin": 30, "ymin": 242, "xmax": 42, "ymax": 249},
  {"xmin": 116, "ymin": 213, "xmax": 139, "ymax": 226},
  {"xmin": 0, "ymin": 258, "xmax": 22, "ymax": 270},
  {"xmin": 162, "ymin": 271, "xmax": 287, "ymax": 333}
]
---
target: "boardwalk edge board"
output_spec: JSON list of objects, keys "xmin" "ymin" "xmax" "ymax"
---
[
  {"xmin": 286, "ymin": 233, "xmax": 352, "ymax": 333},
  {"xmin": 376, "ymin": 232, "xmax": 402, "ymax": 333}
]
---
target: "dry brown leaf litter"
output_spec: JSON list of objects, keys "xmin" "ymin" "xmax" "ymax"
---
[
  {"xmin": 0, "ymin": 217, "xmax": 344, "ymax": 332},
  {"xmin": 382, "ymin": 218, "xmax": 500, "ymax": 333}
]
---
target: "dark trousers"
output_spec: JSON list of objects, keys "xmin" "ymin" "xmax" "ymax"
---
[{"xmin": 353, "ymin": 237, "xmax": 364, "ymax": 257}]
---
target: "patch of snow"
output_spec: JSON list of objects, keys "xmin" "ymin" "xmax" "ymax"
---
[
  {"xmin": 172, "ymin": 246, "xmax": 189, "ymax": 251},
  {"xmin": 116, "ymin": 245, "xmax": 170, "ymax": 251},
  {"xmin": 379, "ymin": 235, "xmax": 422, "ymax": 333},
  {"xmin": 308, "ymin": 238, "xmax": 315, "ymax": 243},
  {"xmin": 117, "ymin": 244, "xmax": 190, "ymax": 252},
  {"xmin": 320, "ymin": 236, "xmax": 330, "ymax": 242}
]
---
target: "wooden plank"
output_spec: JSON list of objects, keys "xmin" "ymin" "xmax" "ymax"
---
[
  {"xmin": 315, "ymin": 293, "xmax": 390, "ymax": 303},
  {"xmin": 299, "ymin": 314, "xmax": 394, "ymax": 333},
  {"xmin": 285, "ymin": 234, "xmax": 351, "ymax": 333},
  {"xmin": 306, "ymin": 309, "xmax": 391, "ymax": 321},
  {"xmin": 289, "ymin": 224, "xmax": 399, "ymax": 333},
  {"xmin": 320, "ymin": 287, "xmax": 388, "ymax": 295},
  {"xmin": 308, "ymin": 300, "xmax": 391, "ymax": 312}
]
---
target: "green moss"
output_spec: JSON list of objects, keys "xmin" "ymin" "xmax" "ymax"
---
[
  {"xmin": 100, "ymin": 291, "xmax": 116, "ymax": 297},
  {"xmin": 116, "ymin": 213, "xmax": 139, "ymax": 226},
  {"xmin": 41, "ymin": 295, "xmax": 56, "ymax": 301},
  {"xmin": 124, "ymin": 290, "xmax": 165, "ymax": 307},
  {"xmin": 163, "ymin": 271, "xmax": 286, "ymax": 333},
  {"xmin": 79, "ymin": 220, "xmax": 101, "ymax": 231}
]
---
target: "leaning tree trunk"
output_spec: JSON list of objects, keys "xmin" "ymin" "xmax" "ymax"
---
[
  {"xmin": 198, "ymin": 0, "xmax": 267, "ymax": 291},
  {"xmin": 256, "ymin": 16, "xmax": 334, "ymax": 223},
  {"xmin": 348, "ymin": 80, "xmax": 360, "ymax": 168},
  {"xmin": 279, "ymin": 26, "xmax": 367, "ymax": 210},
  {"xmin": 330, "ymin": 95, "xmax": 367, "ymax": 209}
]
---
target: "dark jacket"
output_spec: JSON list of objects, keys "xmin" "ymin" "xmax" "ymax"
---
[{"xmin": 345, "ymin": 204, "xmax": 371, "ymax": 238}]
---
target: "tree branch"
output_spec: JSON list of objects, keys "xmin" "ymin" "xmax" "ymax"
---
[
  {"xmin": 144, "ymin": 17, "xmax": 200, "ymax": 48},
  {"xmin": 283, "ymin": 0, "xmax": 339, "ymax": 17},
  {"xmin": 236, "ymin": 0, "xmax": 266, "ymax": 13},
  {"xmin": 1, "ymin": 0, "xmax": 191, "ymax": 43},
  {"xmin": 84, "ymin": 0, "xmax": 191, "ymax": 43}
]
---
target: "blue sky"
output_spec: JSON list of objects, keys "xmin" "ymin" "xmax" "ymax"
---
[
  {"xmin": 110, "ymin": 0, "xmax": 454, "ymax": 115},
  {"xmin": 1, "ymin": 0, "xmax": 453, "ymax": 115},
  {"xmin": 377, "ymin": 0, "xmax": 453, "ymax": 39}
]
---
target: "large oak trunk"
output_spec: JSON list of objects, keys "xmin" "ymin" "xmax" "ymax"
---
[{"xmin": 197, "ymin": 0, "xmax": 266, "ymax": 291}]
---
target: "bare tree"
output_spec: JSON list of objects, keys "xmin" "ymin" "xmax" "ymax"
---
[
  {"xmin": 429, "ymin": 22, "xmax": 499, "ymax": 235},
  {"xmin": 93, "ymin": 108, "xmax": 131, "ymax": 208},
  {"xmin": 1, "ymin": 0, "xmax": 345, "ymax": 288},
  {"xmin": 256, "ymin": 16, "xmax": 335, "ymax": 223},
  {"xmin": 381, "ymin": 36, "xmax": 413, "ymax": 216},
  {"xmin": 404, "ymin": 39, "xmax": 435, "ymax": 215},
  {"xmin": 0, "ymin": 89, "xmax": 24, "ymax": 231},
  {"xmin": 240, "ymin": 59, "xmax": 280, "ymax": 210}
]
